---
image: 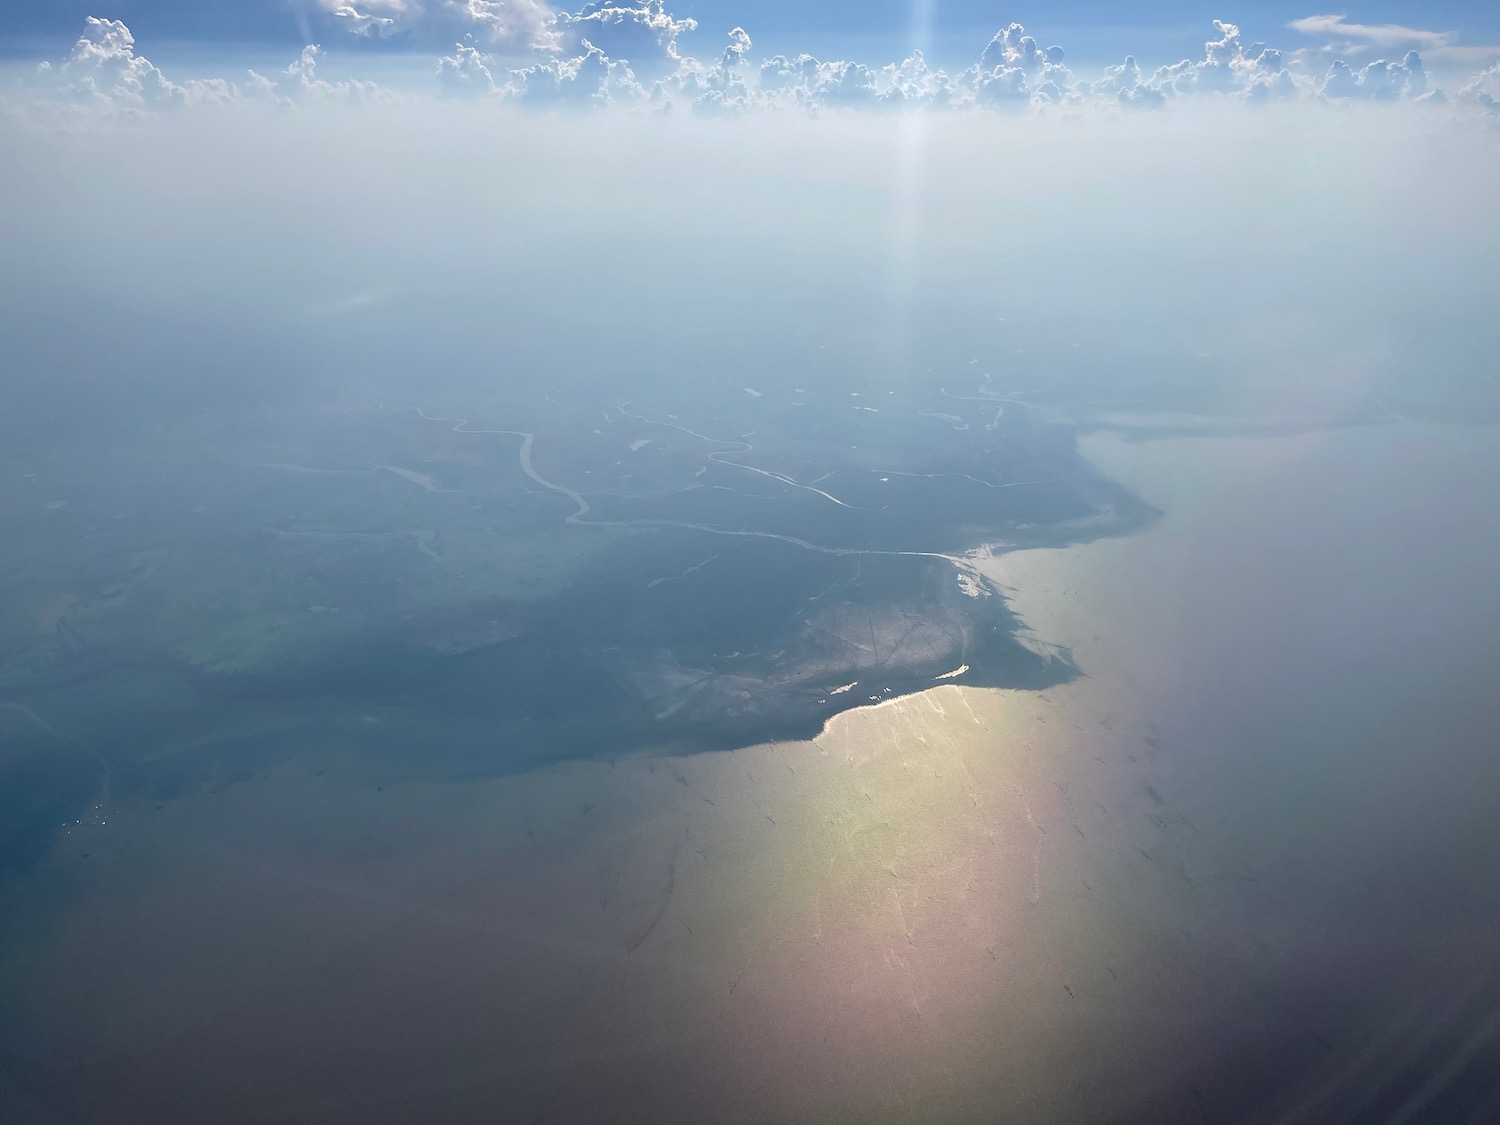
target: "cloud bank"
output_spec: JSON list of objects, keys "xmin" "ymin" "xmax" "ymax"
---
[{"xmin": 9, "ymin": 7, "xmax": 1500, "ymax": 120}]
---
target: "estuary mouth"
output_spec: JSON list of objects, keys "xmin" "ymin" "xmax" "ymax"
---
[{"xmin": 1, "ymin": 370, "xmax": 1155, "ymax": 832}]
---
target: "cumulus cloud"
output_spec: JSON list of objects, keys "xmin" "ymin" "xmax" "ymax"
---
[
  {"xmin": 552, "ymin": 0, "xmax": 697, "ymax": 80},
  {"xmin": 1145, "ymin": 20, "xmax": 1303, "ymax": 100},
  {"xmin": 644, "ymin": 18, "xmax": 1068, "ymax": 113},
  {"xmin": 721, "ymin": 26, "xmax": 752, "ymax": 69},
  {"xmin": 495, "ymin": 12, "xmax": 1421, "ymax": 114},
  {"xmin": 1091, "ymin": 57, "xmax": 1167, "ymax": 109},
  {"xmin": 653, "ymin": 29, "xmax": 756, "ymax": 114},
  {"xmin": 35, "ymin": 17, "xmax": 232, "ymax": 109},
  {"xmin": 462, "ymin": 0, "xmax": 562, "ymax": 50},
  {"xmin": 20, "ymin": 16, "xmax": 391, "ymax": 115},
  {"xmin": 1320, "ymin": 51, "xmax": 1428, "ymax": 100},
  {"xmin": 16, "ymin": 10, "xmax": 1500, "ymax": 121},
  {"xmin": 315, "ymin": 0, "xmax": 559, "ymax": 49},
  {"xmin": 246, "ymin": 44, "xmax": 387, "ymax": 103},
  {"xmin": 965, "ymin": 23, "xmax": 1071, "ymax": 108},
  {"xmin": 437, "ymin": 41, "xmax": 497, "ymax": 97},
  {"xmin": 1458, "ymin": 60, "xmax": 1500, "ymax": 115},
  {"xmin": 509, "ymin": 41, "xmax": 641, "ymax": 104},
  {"xmin": 980, "ymin": 24, "xmax": 1065, "ymax": 76}
]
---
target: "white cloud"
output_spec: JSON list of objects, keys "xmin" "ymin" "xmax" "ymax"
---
[
  {"xmin": 321, "ymin": 0, "xmax": 407, "ymax": 37},
  {"xmin": 688, "ymin": 19, "xmax": 1315, "ymax": 113},
  {"xmin": 247, "ymin": 44, "xmax": 387, "ymax": 103},
  {"xmin": 1320, "ymin": 51, "xmax": 1428, "ymax": 100},
  {"xmin": 553, "ymin": 0, "xmax": 697, "ymax": 80},
  {"xmin": 980, "ymin": 24, "xmax": 1065, "ymax": 76},
  {"xmin": 17, "ymin": 10, "xmax": 1500, "ymax": 122},
  {"xmin": 657, "ymin": 21, "xmax": 1066, "ymax": 112},
  {"xmin": 1288, "ymin": 15, "xmax": 1454, "ymax": 51},
  {"xmin": 437, "ymin": 41, "xmax": 497, "ymax": 97},
  {"xmin": 965, "ymin": 24, "xmax": 1071, "ymax": 109},
  {"xmin": 35, "ymin": 17, "xmax": 232, "ymax": 109},
  {"xmin": 315, "ymin": 0, "xmax": 560, "ymax": 50},
  {"xmin": 21, "ymin": 17, "xmax": 389, "ymax": 114},
  {"xmin": 1091, "ymin": 57, "xmax": 1168, "ymax": 109},
  {"xmin": 460, "ymin": 0, "xmax": 562, "ymax": 51},
  {"xmin": 469, "ymin": 8, "xmax": 1498, "ymax": 116},
  {"xmin": 721, "ymin": 27, "xmax": 752, "ymax": 70},
  {"xmin": 1145, "ymin": 20, "xmax": 1304, "ymax": 100},
  {"xmin": 1285, "ymin": 13, "xmax": 1499, "ymax": 72},
  {"xmin": 508, "ymin": 41, "xmax": 642, "ymax": 104},
  {"xmin": 1458, "ymin": 60, "xmax": 1500, "ymax": 115}
]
